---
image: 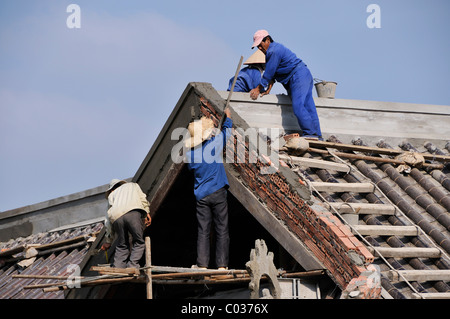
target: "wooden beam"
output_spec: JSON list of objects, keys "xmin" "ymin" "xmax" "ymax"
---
[
  {"xmin": 352, "ymin": 225, "xmax": 418, "ymax": 236},
  {"xmin": 386, "ymin": 269, "xmax": 450, "ymax": 282},
  {"xmin": 311, "ymin": 182, "xmax": 375, "ymax": 193},
  {"xmin": 412, "ymin": 292, "xmax": 450, "ymax": 299},
  {"xmin": 278, "ymin": 154, "xmax": 350, "ymax": 173},
  {"xmin": 308, "ymin": 147, "xmax": 444, "ymax": 169},
  {"xmin": 148, "ymin": 162, "xmax": 184, "ymax": 214},
  {"xmin": 369, "ymin": 247, "xmax": 441, "ymax": 258},
  {"xmin": 13, "ymin": 274, "xmax": 84, "ymax": 280},
  {"xmin": 306, "ymin": 139, "xmax": 450, "ymax": 163},
  {"xmin": 90, "ymin": 266, "xmax": 140, "ymax": 276},
  {"xmin": 327, "ymin": 203, "xmax": 395, "ymax": 215}
]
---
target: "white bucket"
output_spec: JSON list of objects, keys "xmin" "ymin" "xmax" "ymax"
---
[{"xmin": 314, "ymin": 79, "xmax": 337, "ymax": 99}]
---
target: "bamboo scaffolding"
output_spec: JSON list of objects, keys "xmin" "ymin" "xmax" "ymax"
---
[{"xmin": 16, "ymin": 265, "xmax": 325, "ymax": 293}]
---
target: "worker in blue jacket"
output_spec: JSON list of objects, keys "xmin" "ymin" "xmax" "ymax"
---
[
  {"xmin": 249, "ymin": 30, "xmax": 322, "ymax": 139},
  {"xmin": 185, "ymin": 108, "xmax": 233, "ymax": 270},
  {"xmin": 228, "ymin": 49, "xmax": 273, "ymax": 93}
]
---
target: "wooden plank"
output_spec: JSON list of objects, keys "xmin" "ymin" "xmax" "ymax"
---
[
  {"xmin": 308, "ymin": 147, "xmax": 444, "ymax": 169},
  {"xmin": 352, "ymin": 225, "xmax": 418, "ymax": 236},
  {"xmin": 307, "ymin": 139, "xmax": 403, "ymax": 156},
  {"xmin": 90, "ymin": 266, "xmax": 140, "ymax": 275},
  {"xmin": 311, "ymin": 182, "xmax": 374, "ymax": 193},
  {"xmin": 327, "ymin": 203, "xmax": 395, "ymax": 215},
  {"xmin": 306, "ymin": 139, "xmax": 450, "ymax": 163},
  {"xmin": 369, "ymin": 247, "xmax": 441, "ymax": 258},
  {"xmin": 412, "ymin": 292, "xmax": 450, "ymax": 299},
  {"xmin": 152, "ymin": 269, "xmax": 249, "ymax": 279},
  {"xmin": 278, "ymin": 154, "xmax": 350, "ymax": 173},
  {"xmin": 386, "ymin": 269, "xmax": 450, "ymax": 282}
]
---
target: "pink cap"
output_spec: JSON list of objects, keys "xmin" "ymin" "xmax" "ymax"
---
[{"xmin": 252, "ymin": 29, "xmax": 269, "ymax": 49}]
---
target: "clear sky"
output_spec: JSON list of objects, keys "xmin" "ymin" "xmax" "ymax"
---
[{"xmin": 1, "ymin": 0, "xmax": 449, "ymax": 212}]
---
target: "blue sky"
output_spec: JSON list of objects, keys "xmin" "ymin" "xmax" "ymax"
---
[{"xmin": 1, "ymin": 0, "xmax": 449, "ymax": 212}]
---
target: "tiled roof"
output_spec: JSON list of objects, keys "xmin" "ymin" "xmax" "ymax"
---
[
  {"xmin": 129, "ymin": 82, "xmax": 449, "ymax": 299},
  {"xmin": 0, "ymin": 221, "xmax": 103, "ymax": 299},
  {"xmin": 4, "ymin": 82, "xmax": 447, "ymax": 299},
  {"xmin": 216, "ymin": 87, "xmax": 450, "ymax": 299}
]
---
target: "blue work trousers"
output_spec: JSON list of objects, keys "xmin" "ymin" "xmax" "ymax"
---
[{"xmin": 284, "ymin": 64, "xmax": 322, "ymax": 137}]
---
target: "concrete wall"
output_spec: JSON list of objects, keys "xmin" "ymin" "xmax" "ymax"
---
[
  {"xmin": 0, "ymin": 184, "xmax": 111, "ymax": 242},
  {"xmin": 219, "ymin": 91, "xmax": 450, "ymax": 150}
]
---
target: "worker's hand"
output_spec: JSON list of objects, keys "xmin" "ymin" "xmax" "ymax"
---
[
  {"xmin": 250, "ymin": 87, "xmax": 260, "ymax": 100},
  {"xmin": 101, "ymin": 243, "xmax": 111, "ymax": 251},
  {"xmin": 224, "ymin": 107, "xmax": 231, "ymax": 119},
  {"xmin": 260, "ymin": 80, "xmax": 274, "ymax": 97},
  {"xmin": 144, "ymin": 213, "xmax": 152, "ymax": 227}
]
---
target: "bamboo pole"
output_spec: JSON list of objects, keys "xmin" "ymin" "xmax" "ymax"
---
[
  {"xmin": 13, "ymin": 274, "xmax": 84, "ymax": 280},
  {"xmin": 308, "ymin": 147, "xmax": 444, "ymax": 169},
  {"xmin": 307, "ymin": 139, "xmax": 450, "ymax": 163},
  {"xmin": 42, "ymin": 276, "xmax": 138, "ymax": 292},
  {"xmin": 145, "ymin": 236, "xmax": 152, "ymax": 299}
]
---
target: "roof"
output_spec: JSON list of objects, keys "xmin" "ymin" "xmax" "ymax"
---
[
  {"xmin": 1, "ymin": 82, "xmax": 449, "ymax": 299},
  {"xmin": 218, "ymin": 88, "xmax": 450, "ymax": 299},
  {"xmin": 112, "ymin": 82, "xmax": 450, "ymax": 299},
  {"xmin": 0, "ymin": 221, "xmax": 103, "ymax": 299}
]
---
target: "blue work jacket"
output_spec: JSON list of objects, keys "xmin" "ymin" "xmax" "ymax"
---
[
  {"xmin": 228, "ymin": 66, "xmax": 263, "ymax": 92},
  {"xmin": 260, "ymin": 42, "xmax": 302, "ymax": 89},
  {"xmin": 186, "ymin": 118, "xmax": 233, "ymax": 201}
]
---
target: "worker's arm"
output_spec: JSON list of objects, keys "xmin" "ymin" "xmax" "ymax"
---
[
  {"xmin": 139, "ymin": 187, "xmax": 152, "ymax": 227},
  {"xmin": 260, "ymin": 80, "xmax": 275, "ymax": 97},
  {"xmin": 102, "ymin": 216, "xmax": 113, "ymax": 250},
  {"xmin": 250, "ymin": 54, "xmax": 279, "ymax": 100}
]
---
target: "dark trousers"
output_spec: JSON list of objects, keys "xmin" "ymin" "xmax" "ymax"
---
[
  {"xmin": 196, "ymin": 187, "xmax": 229, "ymax": 268},
  {"xmin": 112, "ymin": 210, "xmax": 145, "ymax": 269}
]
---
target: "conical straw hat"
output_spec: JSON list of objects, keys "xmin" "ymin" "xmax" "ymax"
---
[
  {"xmin": 244, "ymin": 49, "xmax": 265, "ymax": 65},
  {"xmin": 184, "ymin": 117, "xmax": 215, "ymax": 149}
]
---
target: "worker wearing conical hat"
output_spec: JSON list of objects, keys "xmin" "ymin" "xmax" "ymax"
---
[
  {"xmin": 227, "ymin": 49, "xmax": 273, "ymax": 94},
  {"xmin": 249, "ymin": 30, "xmax": 322, "ymax": 139},
  {"xmin": 185, "ymin": 108, "xmax": 233, "ymax": 270}
]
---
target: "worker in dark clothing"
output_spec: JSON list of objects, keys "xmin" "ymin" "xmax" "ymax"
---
[
  {"xmin": 228, "ymin": 49, "xmax": 273, "ymax": 93},
  {"xmin": 185, "ymin": 108, "xmax": 233, "ymax": 270},
  {"xmin": 249, "ymin": 30, "xmax": 322, "ymax": 139}
]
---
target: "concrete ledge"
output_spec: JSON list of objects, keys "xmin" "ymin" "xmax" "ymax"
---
[
  {"xmin": 0, "ymin": 184, "xmax": 108, "ymax": 221},
  {"xmin": 0, "ymin": 181, "xmax": 131, "ymax": 242},
  {"xmin": 218, "ymin": 91, "xmax": 450, "ymax": 149}
]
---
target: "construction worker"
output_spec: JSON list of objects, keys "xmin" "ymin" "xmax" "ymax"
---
[
  {"xmin": 227, "ymin": 49, "xmax": 274, "ymax": 94},
  {"xmin": 184, "ymin": 108, "xmax": 233, "ymax": 270},
  {"xmin": 101, "ymin": 179, "xmax": 151, "ymax": 269},
  {"xmin": 249, "ymin": 30, "xmax": 322, "ymax": 139}
]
